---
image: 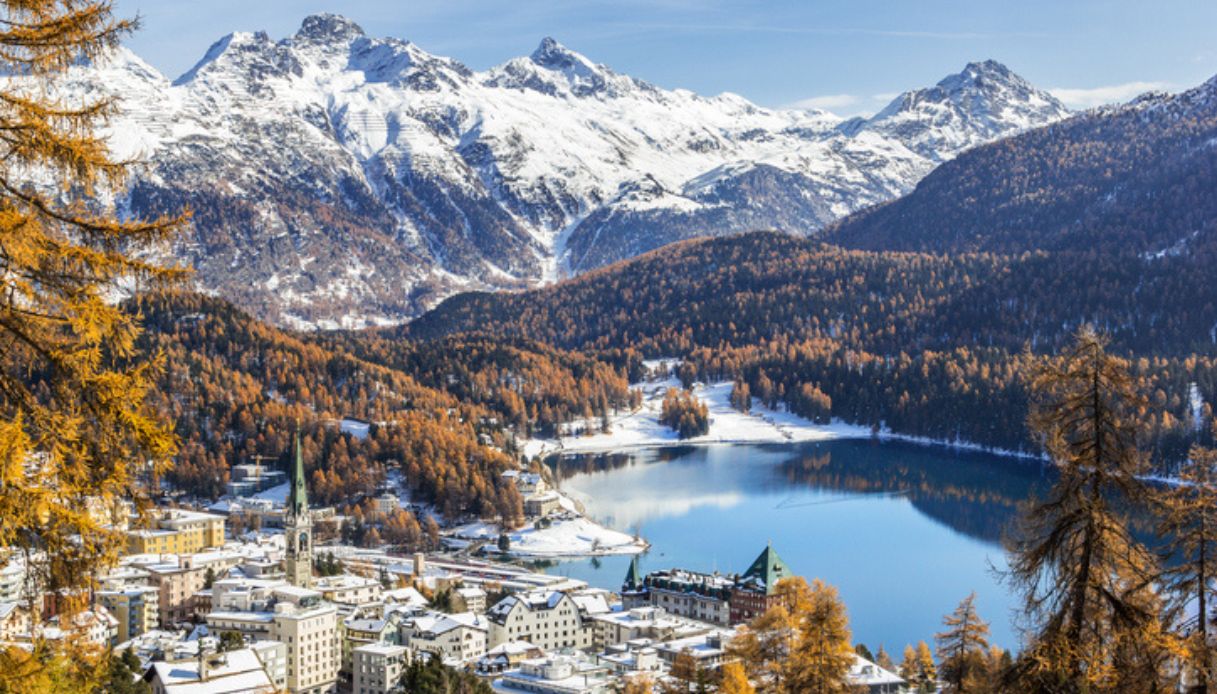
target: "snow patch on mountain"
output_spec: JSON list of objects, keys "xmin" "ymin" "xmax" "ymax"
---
[{"xmin": 48, "ymin": 16, "xmax": 1069, "ymax": 327}]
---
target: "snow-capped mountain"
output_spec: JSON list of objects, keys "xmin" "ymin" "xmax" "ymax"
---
[
  {"xmin": 849, "ymin": 59, "xmax": 1070, "ymax": 162},
  {"xmin": 60, "ymin": 14, "xmax": 1069, "ymax": 328}
]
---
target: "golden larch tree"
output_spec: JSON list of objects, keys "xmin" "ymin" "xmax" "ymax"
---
[
  {"xmin": 1159, "ymin": 441, "xmax": 1217, "ymax": 694},
  {"xmin": 784, "ymin": 578, "xmax": 855, "ymax": 694},
  {"xmin": 1005, "ymin": 327, "xmax": 1173, "ymax": 692},
  {"xmin": 935, "ymin": 593, "xmax": 991, "ymax": 693},
  {"xmin": 0, "ymin": 0, "xmax": 184, "ymax": 688},
  {"xmin": 719, "ymin": 661, "xmax": 756, "ymax": 694}
]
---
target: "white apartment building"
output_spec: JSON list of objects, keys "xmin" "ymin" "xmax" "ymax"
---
[
  {"xmin": 497, "ymin": 655, "xmax": 615, "ymax": 694},
  {"xmin": 401, "ymin": 611, "xmax": 488, "ymax": 664},
  {"xmin": 270, "ymin": 600, "xmax": 340, "ymax": 693},
  {"xmin": 352, "ymin": 643, "xmax": 408, "ymax": 694},
  {"xmin": 314, "ymin": 574, "xmax": 382, "ymax": 606},
  {"xmin": 0, "ymin": 559, "xmax": 25, "ymax": 603},
  {"xmin": 250, "ymin": 639, "xmax": 289, "ymax": 691},
  {"xmin": 588, "ymin": 606, "xmax": 712, "ymax": 651},
  {"xmin": 486, "ymin": 591, "xmax": 595, "ymax": 652}
]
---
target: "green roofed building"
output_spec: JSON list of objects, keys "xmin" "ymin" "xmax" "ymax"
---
[
  {"xmin": 730, "ymin": 543, "xmax": 794, "ymax": 623},
  {"xmin": 740, "ymin": 542, "xmax": 793, "ymax": 594},
  {"xmin": 620, "ymin": 544, "xmax": 798, "ymax": 626}
]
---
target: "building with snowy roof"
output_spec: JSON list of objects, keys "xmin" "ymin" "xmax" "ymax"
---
[
  {"xmin": 493, "ymin": 653, "xmax": 614, "ymax": 694},
  {"xmin": 401, "ymin": 610, "xmax": 488, "ymax": 664},
  {"xmin": 622, "ymin": 544, "xmax": 794, "ymax": 626},
  {"xmin": 145, "ymin": 645, "xmax": 280, "ymax": 694},
  {"xmin": 487, "ymin": 590, "xmax": 596, "ymax": 652},
  {"xmin": 847, "ymin": 654, "xmax": 906, "ymax": 693},
  {"xmin": 352, "ymin": 642, "xmax": 408, "ymax": 694}
]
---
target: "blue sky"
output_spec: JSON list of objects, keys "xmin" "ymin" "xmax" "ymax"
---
[{"xmin": 114, "ymin": 0, "xmax": 1217, "ymax": 116}]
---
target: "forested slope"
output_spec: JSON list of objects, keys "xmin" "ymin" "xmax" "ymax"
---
[
  {"xmin": 134, "ymin": 293, "xmax": 634, "ymax": 520},
  {"xmin": 402, "ymin": 232, "xmax": 1217, "ymax": 462}
]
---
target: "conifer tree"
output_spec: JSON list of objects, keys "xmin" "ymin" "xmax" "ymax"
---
[
  {"xmin": 875, "ymin": 645, "xmax": 895, "ymax": 672},
  {"xmin": 914, "ymin": 641, "xmax": 937, "ymax": 692},
  {"xmin": 719, "ymin": 662, "xmax": 755, "ymax": 694},
  {"xmin": 899, "ymin": 644, "xmax": 918, "ymax": 684},
  {"xmin": 1159, "ymin": 442, "xmax": 1217, "ymax": 693},
  {"xmin": 1005, "ymin": 327, "xmax": 1172, "ymax": 692},
  {"xmin": 935, "ymin": 593, "xmax": 991, "ymax": 693},
  {"xmin": 727, "ymin": 600, "xmax": 795, "ymax": 692},
  {"xmin": 785, "ymin": 579, "xmax": 855, "ymax": 694},
  {"xmin": 0, "ymin": 0, "xmax": 184, "ymax": 689}
]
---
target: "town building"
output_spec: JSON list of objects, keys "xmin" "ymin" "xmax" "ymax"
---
[
  {"xmin": 588, "ymin": 605, "xmax": 712, "ymax": 651},
  {"xmin": 226, "ymin": 462, "xmax": 287, "ymax": 497},
  {"xmin": 139, "ymin": 551, "xmax": 243, "ymax": 626},
  {"xmin": 0, "ymin": 557, "xmax": 26, "ymax": 603},
  {"xmin": 127, "ymin": 509, "xmax": 226, "ymax": 555},
  {"xmin": 623, "ymin": 544, "xmax": 794, "ymax": 627},
  {"xmin": 728, "ymin": 544, "xmax": 794, "ymax": 624},
  {"xmin": 146, "ymin": 646, "xmax": 279, "ymax": 694},
  {"xmin": 268, "ymin": 590, "xmax": 340, "ymax": 693},
  {"xmin": 475, "ymin": 640, "xmax": 546, "ymax": 675},
  {"xmin": 351, "ymin": 643, "xmax": 408, "ymax": 694},
  {"xmin": 496, "ymin": 654, "xmax": 615, "ymax": 694},
  {"xmin": 98, "ymin": 586, "xmax": 160, "ymax": 642},
  {"xmin": 848, "ymin": 654, "xmax": 906, "ymax": 693},
  {"xmin": 401, "ymin": 610, "xmax": 488, "ymax": 664},
  {"xmin": 0, "ymin": 601, "xmax": 30, "ymax": 642},
  {"xmin": 524, "ymin": 491, "xmax": 563, "ymax": 518},
  {"xmin": 250, "ymin": 639, "xmax": 289, "ymax": 691},
  {"xmin": 487, "ymin": 590, "xmax": 596, "ymax": 652},
  {"xmin": 453, "ymin": 585, "xmax": 487, "ymax": 613},
  {"xmin": 315, "ymin": 573, "xmax": 381, "ymax": 606},
  {"xmin": 58, "ymin": 606, "xmax": 118, "ymax": 648},
  {"xmin": 340, "ymin": 610, "xmax": 402, "ymax": 687},
  {"xmin": 653, "ymin": 630, "xmax": 735, "ymax": 672},
  {"xmin": 501, "ymin": 470, "xmax": 548, "ymax": 496}
]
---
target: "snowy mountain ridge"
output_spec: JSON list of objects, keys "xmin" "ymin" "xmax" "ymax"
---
[{"xmin": 61, "ymin": 13, "xmax": 1070, "ymax": 328}]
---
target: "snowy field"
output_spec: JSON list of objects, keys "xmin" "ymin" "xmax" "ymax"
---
[
  {"xmin": 521, "ymin": 366, "xmax": 872, "ymax": 459},
  {"xmin": 448, "ymin": 513, "xmax": 647, "ymax": 558},
  {"xmin": 521, "ymin": 362, "xmax": 1040, "ymax": 461}
]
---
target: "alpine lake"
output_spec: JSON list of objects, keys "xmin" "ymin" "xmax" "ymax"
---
[{"xmin": 539, "ymin": 439, "xmax": 1066, "ymax": 652}]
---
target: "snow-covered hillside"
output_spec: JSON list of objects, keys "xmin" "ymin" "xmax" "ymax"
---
[{"xmin": 59, "ymin": 14, "xmax": 1069, "ymax": 327}]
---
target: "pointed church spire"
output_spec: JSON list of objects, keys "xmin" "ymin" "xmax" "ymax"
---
[
  {"xmin": 284, "ymin": 422, "xmax": 313, "ymax": 588},
  {"xmin": 287, "ymin": 423, "xmax": 308, "ymax": 519},
  {"xmin": 623, "ymin": 555, "xmax": 642, "ymax": 591}
]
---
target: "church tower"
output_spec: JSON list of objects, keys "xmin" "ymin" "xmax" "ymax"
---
[{"xmin": 284, "ymin": 428, "xmax": 313, "ymax": 588}]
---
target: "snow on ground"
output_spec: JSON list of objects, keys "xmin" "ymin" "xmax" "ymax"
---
[
  {"xmin": 251, "ymin": 482, "xmax": 289, "ymax": 505},
  {"xmin": 340, "ymin": 418, "xmax": 371, "ymax": 440},
  {"xmin": 448, "ymin": 513, "xmax": 646, "ymax": 558},
  {"xmin": 521, "ymin": 369, "xmax": 871, "ymax": 459},
  {"xmin": 521, "ymin": 364, "xmax": 1041, "ymax": 461}
]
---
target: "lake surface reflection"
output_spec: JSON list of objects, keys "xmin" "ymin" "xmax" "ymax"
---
[{"xmin": 545, "ymin": 439, "xmax": 1057, "ymax": 651}]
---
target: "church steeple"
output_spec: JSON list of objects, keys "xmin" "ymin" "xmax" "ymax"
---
[
  {"xmin": 284, "ymin": 426, "xmax": 313, "ymax": 588},
  {"xmin": 286, "ymin": 427, "xmax": 309, "ymax": 520},
  {"xmin": 623, "ymin": 555, "xmax": 642, "ymax": 592}
]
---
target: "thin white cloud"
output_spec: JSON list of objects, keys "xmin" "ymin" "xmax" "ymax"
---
[
  {"xmin": 788, "ymin": 93, "xmax": 859, "ymax": 111},
  {"xmin": 1049, "ymin": 81, "xmax": 1178, "ymax": 109}
]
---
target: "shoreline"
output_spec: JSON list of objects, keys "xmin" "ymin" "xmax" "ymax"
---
[{"xmin": 523, "ymin": 374, "xmax": 1045, "ymax": 465}]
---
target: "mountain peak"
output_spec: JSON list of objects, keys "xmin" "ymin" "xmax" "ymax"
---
[
  {"xmin": 862, "ymin": 60, "xmax": 1069, "ymax": 162},
  {"xmin": 937, "ymin": 59, "xmax": 1024, "ymax": 93},
  {"xmin": 482, "ymin": 36, "xmax": 616, "ymax": 97},
  {"xmin": 295, "ymin": 13, "xmax": 366, "ymax": 44},
  {"xmin": 530, "ymin": 36, "xmax": 596, "ymax": 73}
]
